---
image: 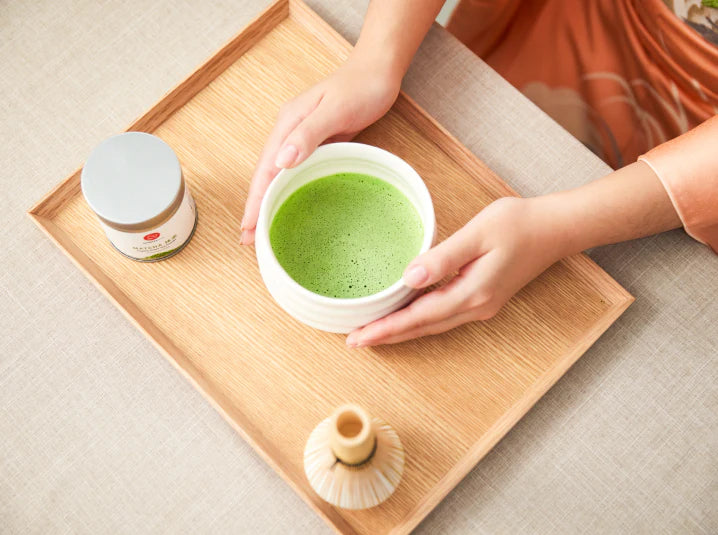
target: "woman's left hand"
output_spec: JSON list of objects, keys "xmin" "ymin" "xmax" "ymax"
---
[
  {"xmin": 346, "ymin": 196, "xmax": 569, "ymax": 347},
  {"xmin": 346, "ymin": 159, "xmax": 685, "ymax": 347}
]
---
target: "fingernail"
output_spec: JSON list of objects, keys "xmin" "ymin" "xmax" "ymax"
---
[
  {"xmin": 240, "ymin": 215, "xmax": 248, "ymax": 231},
  {"xmin": 403, "ymin": 265, "xmax": 428, "ymax": 287},
  {"xmin": 240, "ymin": 230, "xmax": 249, "ymax": 245},
  {"xmin": 346, "ymin": 333, "xmax": 358, "ymax": 347},
  {"xmin": 275, "ymin": 145, "xmax": 298, "ymax": 168}
]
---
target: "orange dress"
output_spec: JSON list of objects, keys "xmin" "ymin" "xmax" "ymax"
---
[{"xmin": 447, "ymin": 0, "xmax": 718, "ymax": 252}]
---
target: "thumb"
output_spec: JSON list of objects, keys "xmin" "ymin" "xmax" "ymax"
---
[
  {"xmin": 274, "ymin": 101, "xmax": 342, "ymax": 169},
  {"xmin": 403, "ymin": 222, "xmax": 482, "ymax": 289}
]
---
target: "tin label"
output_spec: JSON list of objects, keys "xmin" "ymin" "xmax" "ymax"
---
[{"xmin": 100, "ymin": 185, "xmax": 196, "ymax": 261}]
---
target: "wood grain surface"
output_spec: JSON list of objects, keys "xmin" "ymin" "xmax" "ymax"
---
[{"xmin": 29, "ymin": 1, "xmax": 633, "ymax": 533}]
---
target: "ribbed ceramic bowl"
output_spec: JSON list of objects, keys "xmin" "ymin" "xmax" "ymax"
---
[{"xmin": 255, "ymin": 142, "xmax": 435, "ymax": 333}]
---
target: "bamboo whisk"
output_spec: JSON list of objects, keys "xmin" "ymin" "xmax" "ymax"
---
[{"xmin": 304, "ymin": 404, "xmax": 404, "ymax": 510}]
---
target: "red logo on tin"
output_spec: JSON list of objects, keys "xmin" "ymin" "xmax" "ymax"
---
[{"xmin": 144, "ymin": 232, "xmax": 160, "ymax": 241}]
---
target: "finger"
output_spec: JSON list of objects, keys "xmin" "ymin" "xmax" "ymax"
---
[
  {"xmin": 239, "ymin": 227, "xmax": 255, "ymax": 246},
  {"xmin": 241, "ymin": 115, "xmax": 303, "ymax": 233},
  {"xmin": 451, "ymin": 248, "xmax": 519, "ymax": 320},
  {"xmin": 346, "ymin": 275, "xmax": 469, "ymax": 347},
  {"xmin": 241, "ymin": 90, "xmax": 322, "ymax": 232},
  {"xmin": 362, "ymin": 309, "xmax": 481, "ymax": 346},
  {"xmin": 275, "ymin": 98, "xmax": 346, "ymax": 169},
  {"xmin": 403, "ymin": 219, "xmax": 483, "ymax": 289},
  {"xmin": 241, "ymin": 114, "xmax": 303, "ymax": 231},
  {"xmin": 350, "ymin": 250, "xmax": 507, "ymax": 347}
]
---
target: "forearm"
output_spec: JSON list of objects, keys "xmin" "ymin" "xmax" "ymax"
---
[
  {"xmin": 540, "ymin": 161, "xmax": 682, "ymax": 255},
  {"xmin": 351, "ymin": 0, "xmax": 445, "ymax": 82}
]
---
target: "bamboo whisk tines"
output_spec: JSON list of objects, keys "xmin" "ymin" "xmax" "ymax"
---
[{"xmin": 304, "ymin": 404, "xmax": 404, "ymax": 510}]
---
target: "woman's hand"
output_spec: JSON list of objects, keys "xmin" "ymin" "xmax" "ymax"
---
[
  {"xmin": 346, "ymin": 160, "xmax": 682, "ymax": 347},
  {"xmin": 346, "ymin": 197, "xmax": 568, "ymax": 347},
  {"xmin": 240, "ymin": 56, "xmax": 401, "ymax": 244},
  {"xmin": 240, "ymin": 0, "xmax": 446, "ymax": 244}
]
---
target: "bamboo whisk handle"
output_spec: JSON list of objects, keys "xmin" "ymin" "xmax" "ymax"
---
[{"xmin": 328, "ymin": 404, "xmax": 377, "ymax": 466}]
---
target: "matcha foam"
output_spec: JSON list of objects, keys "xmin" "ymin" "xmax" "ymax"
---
[{"xmin": 269, "ymin": 173, "xmax": 424, "ymax": 298}]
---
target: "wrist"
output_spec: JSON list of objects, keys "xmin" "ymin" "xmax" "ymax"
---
[
  {"xmin": 347, "ymin": 46, "xmax": 405, "ymax": 89},
  {"xmin": 531, "ymin": 187, "xmax": 617, "ymax": 258},
  {"xmin": 526, "ymin": 195, "xmax": 581, "ymax": 260},
  {"xmin": 533, "ymin": 161, "xmax": 683, "ymax": 256}
]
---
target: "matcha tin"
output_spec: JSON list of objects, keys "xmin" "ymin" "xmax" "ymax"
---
[{"xmin": 81, "ymin": 132, "xmax": 197, "ymax": 262}]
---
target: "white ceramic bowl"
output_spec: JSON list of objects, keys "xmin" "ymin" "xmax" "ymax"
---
[{"xmin": 255, "ymin": 142, "xmax": 435, "ymax": 333}]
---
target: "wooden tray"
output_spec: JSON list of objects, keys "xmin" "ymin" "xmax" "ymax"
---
[{"xmin": 29, "ymin": 1, "xmax": 633, "ymax": 533}]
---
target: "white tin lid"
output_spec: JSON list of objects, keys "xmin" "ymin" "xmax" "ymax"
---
[{"xmin": 81, "ymin": 132, "xmax": 182, "ymax": 227}]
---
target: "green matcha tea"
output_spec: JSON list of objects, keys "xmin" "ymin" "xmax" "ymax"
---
[{"xmin": 269, "ymin": 173, "xmax": 424, "ymax": 298}]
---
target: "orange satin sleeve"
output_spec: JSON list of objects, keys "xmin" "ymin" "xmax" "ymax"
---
[{"xmin": 638, "ymin": 115, "xmax": 718, "ymax": 253}]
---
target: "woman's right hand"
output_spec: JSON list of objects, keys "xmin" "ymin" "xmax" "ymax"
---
[{"xmin": 240, "ymin": 56, "xmax": 402, "ymax": 244}]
